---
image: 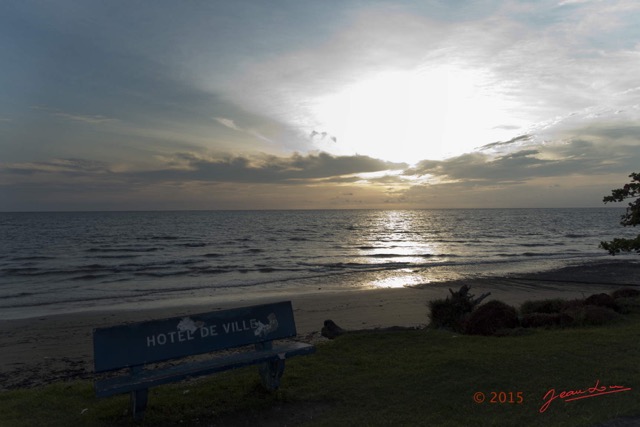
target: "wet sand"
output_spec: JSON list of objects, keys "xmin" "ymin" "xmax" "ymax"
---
[{"xmin": 0, "ymin": 260, "xmax": 638, "ymax": 390}]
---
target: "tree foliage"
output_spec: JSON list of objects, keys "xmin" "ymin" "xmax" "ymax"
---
[{"xmin": 600, "ymin": 172, "xmax": 640, "ymax": 255}]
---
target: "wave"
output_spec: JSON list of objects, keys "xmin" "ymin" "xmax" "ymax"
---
[
  {"xmin": 70, "ymin": 274, "xmax": 111, "ymax": 281},
  {"xmin": 9, "ymin": 256, "xmax": 56, "ymax": 261},
  {"xmin": 179, "ymin": 242, "xmax": 208, "ymax": 248},
  {"xmin": 203, "ymin": 253, "xmax": 224, "ymax": 258},
  {"xmin": 564, "ymin": 233, "xmax": 590, "ymax": 238},
  {"xmin": 87, "ymin": 246, "xmax": 161, "ymax": 253},
  {"xmin": 0, "ymin": 292, "xmax": 35, "ymax": 300},
  {"xmin": 133, "ymin": 270, "xmax": 193, "ymax": 278},
  {"xmin": 495, "ymin": 252, "xmax": 549, "ymax": 258},
  {"xmin": 365, "ymin": 253, "xmax": 415, "ymax": 258},
  {"xmin": 88, "ymin": 254, "xmax": 139, "ymax": 259}
]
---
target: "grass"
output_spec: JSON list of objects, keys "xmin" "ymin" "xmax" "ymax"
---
[{"xmin": 2, "ymin": 315, "xmax": 640, "ymax": 426}]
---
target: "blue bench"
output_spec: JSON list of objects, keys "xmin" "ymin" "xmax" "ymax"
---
[{"xmin": 93, "ymin": 301, "xmax": 315, "ymax": 419}]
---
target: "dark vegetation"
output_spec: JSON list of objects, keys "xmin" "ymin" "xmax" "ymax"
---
[
  {"xmin": 600, "ymin": 172, "xmax": 640, "ymax": 255},
  {"xmin": 428, "ymin": 286, "xmax": 640, "ymax": 336},
  {"xmin": 427, "ymin": 284, "xmax": 490, "ymax": 332},
  {"xmin": 462, "ymin": 300, "xmax": 519, "ymax": 336}
]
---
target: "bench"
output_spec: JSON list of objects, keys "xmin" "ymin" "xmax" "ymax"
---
[{"xmin": 93, "ymin": 301, "xmax": 315, "ymax": 419}]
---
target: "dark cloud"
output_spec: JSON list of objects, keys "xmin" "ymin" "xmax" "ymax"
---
[
  {"xmin": 2, "ymin": 158, "xmax": 111, "ymax": 175},
  {"xmin": 478, "ymin": 134, "xmax": 532, "ymax": 151},
  {"xmin": 310, "ymin": 130, "xmax": 337, "ymax": 143},
  {"xmin": 406, "ymin": 136, "xmax": 640, "ymax": 186},
  {"xmin": 1, "ymin": 152, "xmax": 407, "ymax": 186},
  {"xmin": 569, "ymin": 124, "xmax": 640, "ymax": 141},
  {"xmin": 0, "ymin": 151, "xmax": 409, "ymax": 210},
  {"xmin": 136, "ymin": 151, "xmax": 407, "ymax": 184}
]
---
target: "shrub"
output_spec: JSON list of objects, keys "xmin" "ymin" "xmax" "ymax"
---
[
  {"xmin": 521, "ymin": 312, "xmax": 573, "ymax": 328},
  {"xmin": 520, "ymin": 299, "xmax": 566, "ymax": 315},
  {"xmin": 611, "ymin": 288, "xmax": 640, "ymax": 299},
  {"xmin": 428, "ymin": 285, "xmax": 490, "ymax": 332},
  {"xmin": 584, "ymin": 293, "xmax": 618, "ymax": 311},
  {"xmin": 428, "ymin": 298, "xmax": 471, "ymax": 332},
  {"xmin": 561, "ymin": 299, "xmax": 585, "ymax": 312},
  {"xmin": 464, "ymin": 300, "xmax": 519, "ymax": 336},
  {"xmin": 568, "ymin": 305, "xmax": 620, "ymax": 326},
  {"xmin": 614, "ymin": 296, "xmax": 640, "ymax": 314}
]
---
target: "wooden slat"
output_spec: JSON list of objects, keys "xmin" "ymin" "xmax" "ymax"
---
[{"xmin": 95, "ymin": 341, "xmax": 315, "ymax": 397}]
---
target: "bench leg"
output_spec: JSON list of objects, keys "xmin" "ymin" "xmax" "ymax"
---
[
  {"xmin": 131, "ymin": 389, "xmax": 149, "ymax": 420},
  {"xmin": 259, "ymin": 358, "xmax": 286, "ymax": 390}
]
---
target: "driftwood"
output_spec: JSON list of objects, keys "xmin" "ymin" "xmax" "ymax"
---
[
  {"xmin": 321, "ymin": 320, "xmax": 347, "ymax": 339},
  {"xmin": 449, "ymin": 284, "xmax": 491, "ymax": 308}
]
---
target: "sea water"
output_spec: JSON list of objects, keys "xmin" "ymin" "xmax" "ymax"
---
[{"xmin": 0, "ymin": 209, "xmax": 636, "ymax": 319}]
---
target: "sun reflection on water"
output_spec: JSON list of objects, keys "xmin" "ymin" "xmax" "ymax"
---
[
  {"xmin": 356, "ymin": 210, "xmax": 442, "ymax": 264},
  {"xmin": 352, "ymin": 211, "xmax": 451, "ymax": 288},
  {"xmin": 369, "ymin": 271, "xmax": 430, "ymax": 289}
]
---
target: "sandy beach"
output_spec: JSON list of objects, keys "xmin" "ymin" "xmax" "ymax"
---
[{"xmin": 0, "ymin": 260, "xmax": 638, "ymax": 391}]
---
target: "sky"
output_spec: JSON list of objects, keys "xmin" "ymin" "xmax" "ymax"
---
[{"xmin": 1, "ymin": 0, "xmax": 639, "ymax": 211}]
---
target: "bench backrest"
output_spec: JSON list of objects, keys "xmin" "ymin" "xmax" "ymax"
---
[{"xmin": 93, "ymin": 301, "xmax": 297, "ymax": 373}]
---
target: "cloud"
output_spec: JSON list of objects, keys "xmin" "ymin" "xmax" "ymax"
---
[
  {"xmin": 557, "ymin": 0, "xmax": 592, "ymax": 5},
  {"xmin": 3, "ymin": 2, "xmax": 640, "ymax": 210},
  {"xmin": 213, "ymin": 116, "xmax": 274, "ymax": 144},
  {"xmin": 406, "ymin": 128, "xmax": 640, "ymax": 186},
  {"xmin": 214, "ymin": 117, "xmax": 242, "ymax": 131},
  {"xmin": 477, "ymin": 134, "xmax": 533, "ymax": 151},
  {"xmin": 51, "ymin": 112, "xmax": 116, "ymax": 124},
  {"xmin": 2, "ymin": 158, "xmax": 111, "ymax": 175},
  {"xmin": 0, "ymin": 151, "xmax": 409, "ymax": 210},
  {"xmin": 214, "ymin": 1, "xmax": 640, "ymax": 161},
  {"xmin": 567, "ymin": 123, "xmax": 640, "ymax": 142},
  {"xmin": 1, "ymin": 136, "xmax": 636, "ymax": 210},
  {"xmin": 310, "ymin": 130, "xmax": 337, "ymax": 143},
  {"xmin": 222, "ymin": 5, "xmax": 450, "ymax": 129},
  {"xmin": 139, "ymin": 151, "xmax": 408, "ymax": 184},
  {"xmin": 2, "ymin": 151, "xmax": 405, "ymax": 184},
  {"xmin": 32, "ymin": 106, "xmax": 117, "ymax": 125}
]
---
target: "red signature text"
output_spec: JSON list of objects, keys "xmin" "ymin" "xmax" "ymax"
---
[{"xmin": 539, "ymin": 380, "xmax": 632, "ymax": 413}]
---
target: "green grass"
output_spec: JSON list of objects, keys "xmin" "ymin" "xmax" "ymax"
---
[{"xmin": 2, "ymin": 315, "xmax": 640, "ymax": 426}]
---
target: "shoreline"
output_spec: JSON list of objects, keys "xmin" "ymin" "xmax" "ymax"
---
[{"xmin": 1, "ymin": 260, "xmax": 638, "ymax": 390}]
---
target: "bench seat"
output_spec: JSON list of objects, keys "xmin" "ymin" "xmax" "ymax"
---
[{"xmin": 96, "ymin": 341, "xmax": 315, "ymax": 397}]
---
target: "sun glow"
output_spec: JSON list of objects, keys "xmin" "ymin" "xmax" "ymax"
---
[{"xmin": 311, "ymin": 66, "xmax": 522, "ymax": 164}]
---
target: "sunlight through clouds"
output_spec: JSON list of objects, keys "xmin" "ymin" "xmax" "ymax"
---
[
  {"xmin": 310, "ymin": 65, "xmax": 525, "ymax": 164},
  {"xmin": 2, "ymin": 0, "xmax": 640, "ymax": 210}
]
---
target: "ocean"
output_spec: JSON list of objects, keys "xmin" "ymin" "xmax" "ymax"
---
[{"xmin": 0, "ymin": 208, "xmax": 636, "ymax": 320}]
